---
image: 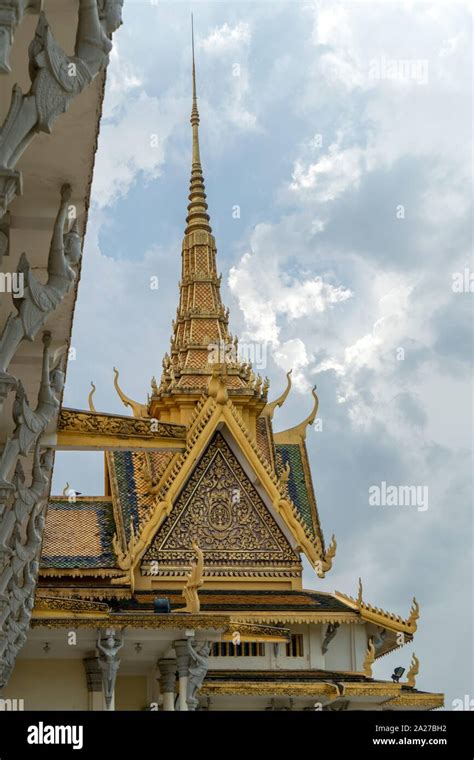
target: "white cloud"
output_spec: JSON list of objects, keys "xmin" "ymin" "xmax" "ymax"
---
[
  {"xmin": 200, "ymin": 22, "xmax": 251, "ymax": 54},
  {"xmin": 92, "ymin": 90, "xmax": 184, "ymax": 208},
  {"xmin": 199, "ymin": 22, "xmax": 259, "ymax": 134},
  {"xmin": 273, "ymin": 339, "xmax": 312, "ymax": 391},
  {"xmin": 290, "ymin": 139, "xmax": 366, "ymax": 201},
  {"xmin": 229, "ymin": 249, "xmax": 352, "ymax": 345},
  {"xmin": 106, "ymin": 42, "xmax": 143, "ymax": 116}
]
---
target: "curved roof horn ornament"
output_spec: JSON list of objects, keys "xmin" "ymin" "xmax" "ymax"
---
[
  {"xmin": 113, "ymin": 367, "xmax": 149, "ymax": 419},
  {"xmin": 261, "ymin": 369, "xmax": 292, "ymax": 420},
  {"xmin": 273, "ymin": 385, "xmax": 319, "ymax": 444},
  {"xmin": 88, "ymin": 381, "xmax": 96, "ymax": 412}
]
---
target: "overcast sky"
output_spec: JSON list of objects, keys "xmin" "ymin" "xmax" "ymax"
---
[{"xmin": 52, "ymin": 0, "xmax": 472, "ymax": 709}]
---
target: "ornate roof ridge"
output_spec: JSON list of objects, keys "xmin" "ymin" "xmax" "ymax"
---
[
  {"xmin": 225, "ymin": 398, "xmax": 336, "ymax": 576},
  {"xmin": 227, "ymin": 400, "xmax": 319, "ymax": 545},
  {"xmin": 334, "ymin": 584, "xmax": 420, "ymax": 634},
  {"xmin": 156, "ymin": 396, "xmax": 218, "ymax": 501}
]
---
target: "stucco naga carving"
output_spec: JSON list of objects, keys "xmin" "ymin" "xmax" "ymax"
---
[
  {"xmin": 0, "ymin": 0, "xmax": 123, "ymax": 214},
  {"xmin": 97, "ymin": 628, "xmax": 124, "ymax": 709},
  {"xmin": 0, "ymin": 331, "xmax": 63, "ymax": 502},
  {"xmin": 0, "ymin": 440, "xmax": 53, "ymax": 687},
  {"xmin": 0, "ymin": 184, "xmax": 81, "ymax": 410},
  {"xmin": 186, "ymin": 638, "xmax": 210, "ymax": 711},
  {"xmin": 0, "ymin": 1, "xmax": 42, "ymax": 75}
]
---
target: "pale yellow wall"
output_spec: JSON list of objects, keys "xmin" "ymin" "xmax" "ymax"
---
[
  {"xmin": 354, "ymin": 623, "xmax": 369, "ymax": 671},
  {"xmin": 1, "ymin": 660, "xmax": 88, "ymax": 711},
  {"xmin": 115, "ymin": 676, "xmax": 148, "ymax": 711},
  {"xmin": 324, "ymin": 624, "xmax": 353, "ymax": 671}
]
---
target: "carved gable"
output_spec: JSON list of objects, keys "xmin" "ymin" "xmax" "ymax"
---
[{"xmin": 142, "ymin": 432, "xmax": 300, "ymax": 577}]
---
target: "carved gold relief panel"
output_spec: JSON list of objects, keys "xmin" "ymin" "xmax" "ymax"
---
[{"xmin": 143, "ymin": 433, "xmax": 298, "ymax": 567}]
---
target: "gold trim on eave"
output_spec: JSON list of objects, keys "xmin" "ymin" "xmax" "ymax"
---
[{"xmin": 335, "ymin": 587, "xmax": 420, "ymax": 635}]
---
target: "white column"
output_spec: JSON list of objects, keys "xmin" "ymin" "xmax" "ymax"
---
[
  {"xmin": 83, "ymin": 656, "xmax": 104, "ymax": 711},
  {"xmin": 174, "ymin": 640, "xmax": 191, "ymax": 711},
  {"xmin": 158, "ymin": 659, "xmax": 176, "ymax": 711}
]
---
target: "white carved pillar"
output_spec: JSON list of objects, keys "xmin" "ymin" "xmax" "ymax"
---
[
  {"xmin": 158, "ymin": 659, "xmax": 176, "ymax": 712},
  {"xmin": 83, "ymin": 655, "xmax": 104, "ymax": 711},
  {"xmin": 174, "ymin": 640, "xmax": 190, "ymax": 712}
]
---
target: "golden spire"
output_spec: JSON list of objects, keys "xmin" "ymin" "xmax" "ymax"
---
[
  {"xmin": 185, "ymin": 15, "xmax": 211, "ymax": 235},
  {"xmin": 150, "ymin": 21, "xmax": 254, "ymax": 404}
]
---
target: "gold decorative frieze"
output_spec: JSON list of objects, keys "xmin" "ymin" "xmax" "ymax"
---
[
  {"xmin": 383, "ymin": 693, "xmax": 444, "ymax": 709},
  {"xmin": 342, "ymin": 682, "xmax": 402, "ymax": 697},
  {"xmin": 232, "ymin": 613, "xmax": 361, "ymax": 625},
  {"xmin": 31, "ymin": 611, "xmax": 290, "ymax": 640},
  {"xmin": 34, "ymin": 596, "xmax": 109, "ymax": 613},
  {"xmin": 58, "ymin": 408, "xmax": 185, "ymax": 439},
  {"xmin": 200, "ymin": 682, "xmax": 340, "ymax": 697},
  {"xmin": 56, "ymin": 408, "xmax": 186, "ymax": 451}
]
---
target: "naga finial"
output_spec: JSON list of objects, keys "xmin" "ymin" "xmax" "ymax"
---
[
  {"xmin": 113, "ymin": 367, "xmax": 149, "ymax": 419},
  {"xmin": 406, "ymin": 653, "xmax": 419, "ymax": 688},
  {"xmin": 408, "ymin": 597, "xmax": 420, "ymax": 630},
  {"xmin": 357, "ymin": 577, "xmax": 363, "ymax": 608},
  {"xmin": 88, "ymin": 381, "xmax": 96, "ymax": 412},
  {"xmin": 315, "ymin": 534, "xmax": 337, "ymax": 578},
  {"xmin": 262, "ymin": 369, "xmax": 292, "ymax": 419},
  {"xmin": 273, "ymin": 384, "xmax": 319, "ymax": 443},
  {"xmin": 363, "ymin": 638, "xmax": 376, "ymax": 678},
  {"xmin": 176, "ymin": 540, "xmax": 205, "ymax": 614}
]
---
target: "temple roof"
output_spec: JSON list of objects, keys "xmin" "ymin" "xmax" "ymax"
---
[
  {"xmin": 276, "ymin": 441, "xmax": 322, "ymax": 541},
  {"xmin": 108, "ymin": 589, "xmax": 356, "ymax": 614},
  {"xmin": 41, "ymin": 499, "xmax": 117, "ymax": 571},
  {"xmin": 204, "ymin": 669, "xmax": 377, "ymax": 684},
  {"xmin": 38, "ymin": 41, "xmax": 331, "ymax": 587},
  {"xmin": 40, "ymin": 427, "xmax": 324, "ymax": 576}
]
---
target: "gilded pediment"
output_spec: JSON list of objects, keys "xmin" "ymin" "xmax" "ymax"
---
[{"xmin": 142, "ymin": 432, "xmax": 299, "ymax": 572}]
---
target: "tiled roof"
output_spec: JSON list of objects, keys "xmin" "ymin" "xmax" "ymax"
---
[
  {"xmin": 256, "ymin": 416, "xmax": 275, "ymax": 472},
  {"xmin": 41, "ymin": 499, "xmax": 117, "ymax": 569},
  {"xmin": 112, "ymin": 589, "xmax": 354, "ymax": 613},
  {"xmin": 205, "ymin": 669, "xmax": 368, "ymax": 683},
  {"xmin": 276, "ymin": 441, "xmax": 320, "ymax": 540},
  {"xmin": 107, "ymin": 450, "xmax": 174, "ymax": 542},
  {"xmin": 41, "ymin": 430, "xmax": 323, "ymax": 576}
]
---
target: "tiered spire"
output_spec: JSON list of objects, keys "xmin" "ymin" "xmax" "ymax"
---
[
  {"xmin": 155, "ymin": 20, "xmax": 253, "ymax": 396},
  {"xmin": 185, "ymin": 17, "xmax": 211, "ymax": 235}
]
